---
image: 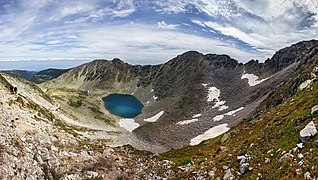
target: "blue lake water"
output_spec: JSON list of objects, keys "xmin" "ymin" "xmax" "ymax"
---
[{"xmin": 103, "ymin": 94, "xmax": 143, "ymax": 118}]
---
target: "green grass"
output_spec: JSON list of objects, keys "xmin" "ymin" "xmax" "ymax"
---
[
  {"xmin": 68, "ymin": 99, "xmax": 83, "ymax": 108},
  {"xmin": 159, "ymin": 61, "xmax": 318, "ymax": 179}
]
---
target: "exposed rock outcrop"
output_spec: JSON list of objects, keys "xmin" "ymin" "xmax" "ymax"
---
[{"xmin": 300, "ymin": 121, "xmax": 317, "ymax": 143}]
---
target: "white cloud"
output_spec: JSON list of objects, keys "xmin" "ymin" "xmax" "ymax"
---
[
  {"xmin": 157, "ymin": 21, "xmax": 178, "ymax": 30},
  {"xmin": 61, "ymin": 4, "xmax": 93, "ymax": 17},
  {"xmin": 0, "ymin": 23, "xmax": 261, "ymax": 63},
  {"xmin": 0, "ymin": 0, "xmax": 317, "ymax": 65},
  {"xmin": 46, "ymin": 40, "xmax": 62, "ymax": 45},
  {"xmin": 191, "ymin": 19, "xmax": 206, "ymax": 27}
]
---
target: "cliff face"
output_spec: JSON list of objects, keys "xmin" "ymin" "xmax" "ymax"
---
[{"xmin": 42, "ymin": 40, "xmax": 318, "ymax": 150}]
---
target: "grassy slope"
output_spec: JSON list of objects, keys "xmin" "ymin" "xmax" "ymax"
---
[{"xmin": 160, "ymin": 59, "xmax": 318, "ymax": 179}]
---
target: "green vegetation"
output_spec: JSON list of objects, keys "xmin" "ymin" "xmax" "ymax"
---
[
  {"xmin": 160, "ymin": 61, "xmax": 318, "ymax": 179},
  {"xmin": 68, "ymin": 99, "xmax": 83, "ymax": 108}
]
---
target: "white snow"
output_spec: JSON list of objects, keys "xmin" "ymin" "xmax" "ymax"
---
[
  {"xmin": 202, "ymin": 83, "xmax": 208, "ymax": 87},
  {"xmin": 177, "ymin": 119, "xmax": 199, "ymax": 125},
  {"xmin": 206, "ymin": 86, "xmax": 228, "ymax": 110},
  {"xmin": 213, "ymin": 107, "xmax": 244, "ymax": 121},
  {"xmin": 207, "ymin": 87, "xmax": 220, "ymax": 102},
  {"xmin": 212, "ymin": 100, "xmax": 226, "ymax": 109},
  {"xmin": 151, "ymin": 89, "xmax": 154, "ymax": 92},
  {"xmin": 192, "ymin": 114, "xmax": 202, "ymax": 118},
  {"xmin": 190, "ymin": 123, "xmax": 230, "ymax": 145},
  {"xmin": 219, "ymin": 105, "xmax": 229, "ymax": 111},
  {"xmin": 241, "ymin": 73, "xmax": 268, "ymax": 86},
  {"xmin": 144, "ymin": 111, "xmax": 164, "ymax": 122},
  {"xmin": 225, "ymin": 107, "xmax": 244, "ymax": 116},
  {"xmin": 213, "ymin": 115, "xmax": 224, "ymax": 121},
  {"xmin": 153, "ymin": 96, "xmax": 158, "ymax": 100},
  {"xmin": 119, "ymin": 119, "xmax": 140, "ymax": 132}
]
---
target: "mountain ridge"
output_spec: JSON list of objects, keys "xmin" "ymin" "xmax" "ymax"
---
[
  {"xmin": 1, "ymin": 40, "xmax": 318, "ymax": 179},
  {"xmin": 40, "ymin": 40, "xmax": 318, "ymax": 151}
]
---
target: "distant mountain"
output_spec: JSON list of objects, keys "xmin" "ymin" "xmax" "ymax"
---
[
  {"xmin": 2, "ymin": 68, "xmax": 71, "ymax": 84},
  {"xmin": 42, "ymin": 40, "xmax": 318, "ymax": 151},
  {"xmin": 2, "ymin": 70, "xmax": 37, "ymax": 80},
  {"xmin": 30, "ymin": 68, "xmax": 71, "ymax": 84}
]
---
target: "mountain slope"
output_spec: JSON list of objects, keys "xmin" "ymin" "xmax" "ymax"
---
[
  {"xmin": 1, "ymin": 40, "xmax": 318, "ymax": 179},
  {"xmin": 41, "ymin": 40, "xmax": 318, "ymax": 152},
  {"xmin": 0, "ymin": 73, "xmax": 173, "ymax": 179},
  {"xmin": 1, "ymin": 68, "xmax": 71, "ymax": 84},
  {"xmin": 161, "ymin": 52, "xmax": 318, "ymax": 179}
]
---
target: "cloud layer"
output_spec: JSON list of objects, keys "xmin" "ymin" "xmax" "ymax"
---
[{"xmin": 0, "ymin": 0, "xmax": 317, "ymax": 64}]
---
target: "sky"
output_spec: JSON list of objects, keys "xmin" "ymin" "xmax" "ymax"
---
[{"xmin": 0, "ymin": 0, "xmax": 318, "ymax": 70}]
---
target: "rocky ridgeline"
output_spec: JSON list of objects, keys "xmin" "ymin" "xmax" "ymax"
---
[{"xmin": 0, "ymin": 83, "xmax": 173, "ymax": 179}]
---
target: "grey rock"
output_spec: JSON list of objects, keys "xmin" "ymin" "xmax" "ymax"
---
[
  {"xmin": 239, "ymin": 163, "xmax": 249, "ymax": 174},
  {"xmin": 300, "ymin": 121, "xmax": 317, "ymax": 143},
  {"xmin": 223, "ymin": 169, "xmax": 232, "ymax": 180},
  {"xmin": 208, "ymin": 171, "xmax": 215, "ymax": 177},
  {"xmin": 304, "ymin": 172, "xmax": 311, "ymax": 180},
  {"xmin": 87, "ymin": 171, "xmax": 98, "ymax": 178},
  {"xmin": 297, "ymin": 143, "xmax": 304, "ymax": 149},
  {"xmin": 265, "ymin": 158, "xmax": 270, "ymax": 163},
  {"xmin": 279, "ymin": 153, "xmax": 293, "ymax": 162},
  {"xmin": 311, "ymin": 105, "xmax": 318, "ymax": 115}
]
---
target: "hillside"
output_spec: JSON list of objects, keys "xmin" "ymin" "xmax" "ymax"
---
[
  {"xmin": 1, "ymin": 40, "xmax": 318, "ymax": 179},
  {"xmin": 41, "ymin": 40, "xmax": 318, "ymax": 152},
  {"xmin": 161, "ymin": 54, "xmax": 318, "ymax": 179},
  {"xmin": 2, "ymin": 68, "xmax": 71, "ymax": 84},
  {"xmin": 0, "ymin": 73, "xmax": 173, "ymax": 179}
]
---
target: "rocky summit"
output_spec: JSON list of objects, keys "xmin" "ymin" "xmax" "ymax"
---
[{"xmin": 1, "ymin": 40, "xmax": 318, "ymax": 179}]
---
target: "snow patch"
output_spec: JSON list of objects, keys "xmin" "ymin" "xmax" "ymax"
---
[
  {"xmin": 241, "ymin": 73, "xmax": 268, "ymax": 86},
  {"xmin": 219, "ymin": 105, "xmax": 229, "ymax": 111},
  {"xmin": 225, "ymin": 107, "xmax": 244, "ymax": 116},
  {"xmin": 212, "ymin": 100, "xmax": 226, "ymax": 109},
  {"xmin": 144, "ymin": 111, "xmax": 164, "ymax": 122},
  {"xmin": 202, "ymin": 83, "xmax": 208, "ymax": 87},
  {"xmin": 119, "ymin": 119, "xmax": 140, "ymax": 132},
  {"xmin": 192, "ymin": 114, "xmax": 202, "ymax": 118},
  {"xmin": 151, "ymin": 89, "xmax": 154, "ymax": 92},
  {"xmin": 177, "ymin": 119, "xmax": 198, "ymax": 125},
  {"xmin": 190, "ymin": 124, "xmax": 230, "ymax": 145},
  {"xmin": 213, "ymin": 107, "xmax": 244, "ymax": 121},
  {"xmin": 207, "ymin": 87, "xmax": 220, "ymax": 102},
  {"xmin": 206, "ymin": 86, "xmax": 228, "ymax": 110},
  {"xmin": 213, "ymin": 115, "xmax": 224, "ymax": 121},
  {"xmin": 153, "ymin": 96, "xmax": 158, "ymax": 100}
]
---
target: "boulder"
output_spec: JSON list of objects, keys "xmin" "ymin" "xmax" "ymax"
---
[
  {"xmin": 300, "ymin": 121, "xmax": 317, "ymax": 143},
  {"xmin": 297, "ymin": 143, "xmax": 303, "ymax": 149},
  {"xmin": 265, "ymin": 158, "xmax": 270, "ymax": 163},
  {"xmin": 223, "ymin": 169, "xmax": 232, "ymax": 180},
  {"xmin": 239, "ymin": 163, "xmax": 249, "ymax": 174},
  {"xmin": 304, "ymin": 172, "xmax": 311, "ymax": 180},
  {"xmin": 311, "ymin": 105, "xmax": 318, "ymax": 115},
  {"xmin": 87, "ymin": 171, "xmax": 98, "ymax": 178}
]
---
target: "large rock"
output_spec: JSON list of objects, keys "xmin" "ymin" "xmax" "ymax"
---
[
  {"xmin": 311, "ymin": 105, "xmax": 318, "ymax": 115},
  {"xmin": 300, "ymin": 121, "xmax": 317, "ymax": 143},
  {"xmin": 223, "ymin": 169, "xmax": 232, "ymax": 180}
]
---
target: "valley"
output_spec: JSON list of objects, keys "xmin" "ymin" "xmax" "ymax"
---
[{"xmin": 1, "ymin": 40, "xmax": 318, "ymax": 179}]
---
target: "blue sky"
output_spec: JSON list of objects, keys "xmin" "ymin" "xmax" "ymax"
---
[{"xmin": 0, "ymin": 0, "xmax": 317, "ymax": 67}]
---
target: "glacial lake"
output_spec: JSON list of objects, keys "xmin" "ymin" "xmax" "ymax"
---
[{"xmin": 103, "ymin": 94, "xmax": 144, "ymax": 118}]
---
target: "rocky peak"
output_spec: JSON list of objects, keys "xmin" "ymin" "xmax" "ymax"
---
[
  {"xmin": 204, "ymin": 54, "xmax": 239, "ymax": 69},
  {"xmin": 112, "ymin": 58, "xmax": 125, "ymax": 64},
  {"xmin": 264, "ymin": 40, "xmax": 318, "ymax": 75}
]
